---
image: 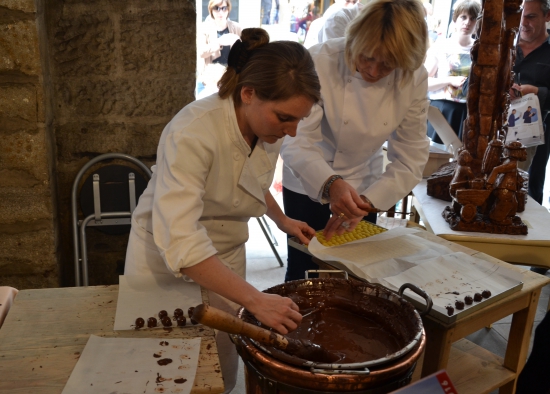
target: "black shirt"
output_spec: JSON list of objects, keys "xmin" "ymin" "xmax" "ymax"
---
[
  {"xmin": 213, "ymin": 27, "xmax": 231, "ymax": 66},
  {"xmin": 513, "ymin": 33, "xmax": 550, "ymax": 119}
]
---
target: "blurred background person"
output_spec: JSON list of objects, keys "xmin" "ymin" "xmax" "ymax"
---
[
  {"xmin": 196, "ymin": 0, "xmax": 241, "ymax": 98},
  {"xmin": 424, "ymin": 0, "xmax": 481, "ymax": 144}
]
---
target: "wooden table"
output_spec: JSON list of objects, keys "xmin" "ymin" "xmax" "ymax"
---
[
  {"xmin": 0, "ymin": 285, "xmax": 224, "ymax": 394},
  {"xmin": 295, "ymin": 234, "xmax": 550, "ymax": 394},
  {"xmin": 411, "ymin": 179, "xmax": 550, "ymax": 270}
]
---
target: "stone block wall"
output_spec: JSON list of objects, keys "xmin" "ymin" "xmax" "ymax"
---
[
  {"xmin": 0, "ymin": 0, "xmax": 196, "ymax": 289},
  {"xmin": 0, "ymin": 0, "xmax": 58, "ymax": 289}
]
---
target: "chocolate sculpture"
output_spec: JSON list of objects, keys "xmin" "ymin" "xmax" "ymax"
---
[{"xmin": 429, "ymin": 0, "xmax": 529, "ymax": 235}]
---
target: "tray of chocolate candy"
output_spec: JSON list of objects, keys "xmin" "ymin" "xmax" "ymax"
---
[{"xmin": 133, "ymin": 307, "xmax": 200, "ymax": 330}]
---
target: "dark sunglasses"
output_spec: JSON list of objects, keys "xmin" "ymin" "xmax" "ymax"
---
[{"xmin": 213, "ymin": 6, "xmax": 228, "ymax": 12}]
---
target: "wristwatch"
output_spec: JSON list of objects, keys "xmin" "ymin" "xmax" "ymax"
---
[{"xmin": 322, "ymin": 175, "xmax": 343, "ymax": 200}]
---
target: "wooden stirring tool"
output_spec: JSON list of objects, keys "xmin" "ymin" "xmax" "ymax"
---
[{"xmin": 192, "ymin": 304, "xmax": 340, "ymax": 363}]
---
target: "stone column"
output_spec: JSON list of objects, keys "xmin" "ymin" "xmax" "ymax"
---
[{"xmin": 0, "ymin": 0, "xmax": 58, "ymax": 289}]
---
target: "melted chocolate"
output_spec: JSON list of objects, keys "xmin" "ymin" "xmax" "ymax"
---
[
  {"xmin": 157, "ymin": 358, "xmax": 173, "ymax": 366},
  {"xmin": 147, "ymin": 317, "xmax": 157, "ymax": 328},
  {"xmin": 159, "ymin": 341, "xmax": 169, "ymax": 346},
  {"xmin": 174, "ymin": 378, "xmax": 187, "ymax": 384},
  {"xmin": 285, "ymin": 307, "xmax": 402, "ymax": 363}
]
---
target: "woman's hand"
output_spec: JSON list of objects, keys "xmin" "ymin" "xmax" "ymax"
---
[
  {"xmin": 323, "ymin": 179, "xmax": 372, "ymax": 240},
  {"xmin": 510, "ymin": 83, "xmax": 538, "ymax": 99},
  {"xmin": 277, "ymin": 217, "xmax": 316, "ymax": 245},
  {"xmin": 245, "ymin": 293, "xmax": 302, "ymax": 335},
  {"xmin": 447, "ymin": 75, "xmax": 467, "ymax": 88}
]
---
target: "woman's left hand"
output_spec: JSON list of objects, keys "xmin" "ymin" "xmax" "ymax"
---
[{"xmin": 277, "ymin": 217, "xmax": 316, "ymax": 245}]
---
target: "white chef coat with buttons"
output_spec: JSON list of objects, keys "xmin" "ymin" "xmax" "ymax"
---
[
  {"xmin": 281, "ymin": 37, "xmax": 430, "ymax": 211},
  {"xmin": 125, "ymin": 94, "xmax": 281, "ymax": 278}
]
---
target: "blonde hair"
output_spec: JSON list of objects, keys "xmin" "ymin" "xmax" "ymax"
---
[
  {"xmin": 218, "ymin": 28, "xmax": 321, "ymax": 106},
  {"xmin": 208, "ymin": 0, "xmax": 232, "ymax": 18},
  {"xmin": 345, "ymin": 0, "xmax": 428, "ymax": 86}
]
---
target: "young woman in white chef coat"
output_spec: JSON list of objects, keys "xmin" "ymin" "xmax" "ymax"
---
[
  {"xmin": 281, "ymin": 0, "xmax": 430, "ymax": 282},
  {"xmin": 125, "ymin": 28, "xmax": 320, "ymax": 392}
]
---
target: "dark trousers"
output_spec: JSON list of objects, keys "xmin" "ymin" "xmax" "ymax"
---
[
  {"xmin": 282, "ymin": 187, "xmax": 377, "ymax": 282},
  {"xmin": 527, "ymin": 116, "xmax": 550, "ymax": 204},
  {"xmin": 516, "ymin": 310, "xmax": 550, "ymax": 394},
  {"xmin": 427, "ymin": 100, "xmax": 467, "ymax": 145}
]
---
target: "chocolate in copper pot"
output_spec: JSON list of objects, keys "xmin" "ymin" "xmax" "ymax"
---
[
  {"xmin": 158, "ymin": 310, "xmax": 168, "ymax": 319},
  {"xmin": 147, "ymin": 317, "xmax": 158, "ymax": 328},
  {"xmin": 161, "ymin": 316, "xmax": 172, "ymax": 327},
  {"xmin": 474, "ymin": 293, "xmax": 483, "ymax": 302},
  {"xmin": 464, "ymin": 295, "xmax": 473, "ymax": 305},
  {"xmin": 176, "ymin": 315, "xmax": 187, "ymax": 327},
  {"xmin": 135, "ymin": 317, "xmax": 145, "ymax": 329},
  {"xmin": 174, "ymin": 308, "xmax": 184, "ymax": 318},
  {"xmin": 482, "ymin": 290, "xmax": 491, "ymax": 298}
]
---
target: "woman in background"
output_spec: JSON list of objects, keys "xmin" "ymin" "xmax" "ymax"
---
[
  {"xmin": 196, "ymin": 0, "xmax": 241, "ymax": 97},
  {"xmin": 424, "ymin": 0, "xmax": 481, "ymax": 143}
]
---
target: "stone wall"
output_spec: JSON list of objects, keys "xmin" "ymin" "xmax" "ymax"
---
[
  {"xmin": 0, "ymin": 0, "xmax": 196, "ymax": 289},
  {"xmin": 0, "ymin": 0, "xmax": 58, "ymax": 289}
]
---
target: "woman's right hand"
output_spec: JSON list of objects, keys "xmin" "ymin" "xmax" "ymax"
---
[{"xmin": 245, "ymin": 293, "xmax": 302, "ymax": 335}]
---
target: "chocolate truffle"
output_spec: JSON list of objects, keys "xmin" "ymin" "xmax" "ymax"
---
[
  {"xmin": 464, "ymin": 296, "xmax": 473, "ymax": 305},
  {"xmin": 176, "ymin": 316, "xmax": 186, "ymax": 327},
  {"xmin": 446, "ymin": 306, "xmax": 454, "ymax": 316},
  {"xmin": 174, "ymin": 308, "xmax": 184, "ymax": 317},
  {"xmin": 161, "ymin": 316, "xmax": 172, "ymax": 327},
  {"xmin": 135, "ymin": 317, "xmax": 145, "ymax": 329},
  {"xmin": 158, "ymin": 310, "xmax": 168, "ymax": 319},
  {"xmin": 474, "ymin": 293, "xmax": 483, "ymax": 302},
  {"xmin": 481, "ymin": 290, "xmax": 491, "ymax": 298},
  {"xmin": 455, "ymin": 300, "xmax": 465, "ymax": 310},
  {"xmin": 147, "ymin": 317, "xmax": 158, "ymax": 328}
]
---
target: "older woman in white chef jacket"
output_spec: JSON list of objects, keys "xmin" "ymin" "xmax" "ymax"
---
[
  {"xmin": 281, "ymin": 0, "xmax": 430, "ymax": 282},
  {"xmin": 125, "ymin": 28, "xmax": 321, "ymax": 392}
]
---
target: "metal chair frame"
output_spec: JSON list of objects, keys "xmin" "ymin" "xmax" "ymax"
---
[{"xmin": 72, "ymin": 153, "xmax": 152, "ymax": 286}]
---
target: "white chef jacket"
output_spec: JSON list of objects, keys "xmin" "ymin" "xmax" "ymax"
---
[
  {"xmin": 125, "ymin": 94, "xmax": 281, "ymax": 278},
  {"xmin": 281, "ymin": 38, "xmax": 430, "ymax": 211},
  {"xmin": 319, "ymin": 3, "xmax": 363, "ymax": 43}
]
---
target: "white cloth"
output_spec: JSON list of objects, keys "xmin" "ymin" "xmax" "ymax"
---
[
  {"xmin": 319, "ymin": 3, "xmax": 363, "ymax": 43},
  {"xmin": 0, "ymin": 286, "xmax": 18, "ymax": 328},
  {"xmin": 126, "ymin": 94, "xmax": 281, "ymax": 277},
  {"xmin": 281, "ymin": 38, "xmax": 430, "ymax": 210}
]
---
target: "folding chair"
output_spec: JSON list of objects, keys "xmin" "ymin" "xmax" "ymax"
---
[{"xmin": 72, "ymin": 153, "xmax": 152, "ymax": 286}]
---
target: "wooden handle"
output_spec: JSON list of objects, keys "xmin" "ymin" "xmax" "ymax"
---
[{"xmin": 193, "ymin": 304, "xmax": 289, "ymax": 350}]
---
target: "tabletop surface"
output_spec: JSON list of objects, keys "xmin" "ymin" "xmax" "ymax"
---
[
  {"xmin": 413, "ymin": 179, "xmax": 550, "ymax": 244},
  {"xmin": 0, "ymin": 285, "xmax": 224, "ymax": 394}
]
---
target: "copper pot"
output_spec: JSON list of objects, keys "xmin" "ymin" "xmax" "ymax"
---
[{"xmin": 233, "ymin": 278, "xmax": 428, "ymax": 393}]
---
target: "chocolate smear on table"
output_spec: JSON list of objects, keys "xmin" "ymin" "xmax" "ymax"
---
[
  {"xmin": 157, "ymin": 358, "xmax": 173, "ymax": 366},
  {"xmin": 174, "ymin": 378, "xmax": 187, "ymax": 384},
  {"xmin": 159, "ymin": 341, "xmax": 169, "ymax": 346}
]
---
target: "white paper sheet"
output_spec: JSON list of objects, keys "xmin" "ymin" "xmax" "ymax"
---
[
  {"xmin": 308, "ymin": 227, "xmax": 523, "ymax": 317},
  {"xmin": 115, "ymin": 274, "xmax": 203, "ymax": 331},
  {"xmin": 62, "ymin": 335, "xmax": 201, "ymax": 394}
]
